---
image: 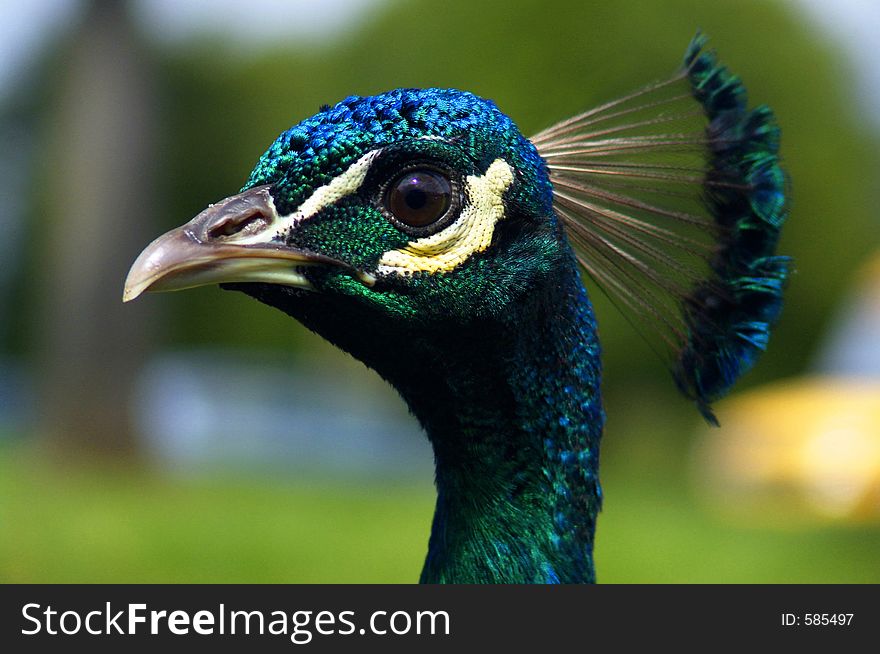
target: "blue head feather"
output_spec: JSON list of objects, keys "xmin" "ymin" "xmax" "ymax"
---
[{"xmin": 245, "ymin": 88, "xmax": 553, "ymax": 217}]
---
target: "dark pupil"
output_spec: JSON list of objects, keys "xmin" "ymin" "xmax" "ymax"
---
[{"xmin": 388, "ymin": 170, "xmax": 451, "ymax": 227}]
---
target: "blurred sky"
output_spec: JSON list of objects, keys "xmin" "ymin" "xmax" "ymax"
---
[
  {"xmin": 0, "ymin": 0, "xmax": 383, "ymax": 101},
  {"xmin": 1, "ymin": 0, "xmax": 880, "ymax": 127}
]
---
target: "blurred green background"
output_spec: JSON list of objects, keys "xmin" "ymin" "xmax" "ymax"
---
[{"xmin": 1, "ymin": 0, "xmax": 878, "ymax": 583}]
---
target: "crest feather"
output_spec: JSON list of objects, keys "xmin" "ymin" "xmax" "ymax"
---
[{"xmin": 531, "ymin": 34, "xmax": 790, "ymax": 422}]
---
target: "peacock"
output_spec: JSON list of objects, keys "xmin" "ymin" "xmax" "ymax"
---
[{"xmin": 124, "ymin": 35, "xmax": 788, "ymax": 583}]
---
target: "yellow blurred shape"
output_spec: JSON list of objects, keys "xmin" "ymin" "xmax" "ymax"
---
[{"xmin": 696, "ymin": 377, "xmax": 880, "ymax": 522}]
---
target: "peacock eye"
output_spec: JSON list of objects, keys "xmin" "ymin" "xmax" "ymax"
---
[{"xmin": 385, "ymin": 169, "xmax": 452, "ymax": 228}]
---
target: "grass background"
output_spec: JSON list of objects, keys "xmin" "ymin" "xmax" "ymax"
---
[{"xmin": 4, "ymin": 403, "xmax": 878, "ymax": 584}]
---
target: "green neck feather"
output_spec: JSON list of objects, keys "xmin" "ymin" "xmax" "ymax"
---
[
  {"xmin": 234, "ymin": 233, "xmax": 604, "ymax": 584},
  {"xmin": 415, "ymin": 252, "xmax": 604, "ymax": 583}
]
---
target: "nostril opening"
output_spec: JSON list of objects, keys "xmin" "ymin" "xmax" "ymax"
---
[{"xmin": 207, "ymin": 210, "xmax": 270, "ymax": 240}]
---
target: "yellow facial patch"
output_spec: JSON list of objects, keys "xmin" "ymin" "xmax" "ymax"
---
[{"xmin": 377, "ymin": 158, "xmax": 514, "ymax": 274}]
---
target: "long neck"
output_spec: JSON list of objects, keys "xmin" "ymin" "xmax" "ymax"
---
[
  {"xmin": 414, "ymin": 256, "xmax": 604, "ymax": 583},
  {"xmin": 246, "ymin": 245, "xmax": 605, "ymax": 582}
]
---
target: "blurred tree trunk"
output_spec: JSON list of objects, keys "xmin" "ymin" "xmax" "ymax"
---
[{"xmin": 36, "ymin": 0, "xmax": 161, "ymax": 460}]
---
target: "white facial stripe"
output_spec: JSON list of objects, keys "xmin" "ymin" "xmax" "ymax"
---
[
  {"xmin": 295, "ymin": 150, "xmax": 379, "ymax": 221},
  {"xmin": 235, "ymin": 149, "xmax": 380, "ymax": 245},
  {"xmin": 377, "ymin": 158, "xmax": 514, "ymax": 274}
]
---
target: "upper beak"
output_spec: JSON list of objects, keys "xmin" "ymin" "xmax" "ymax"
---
[{"xmin": 123, "ymin": 185, "xmax": 344, "ymax": 302}]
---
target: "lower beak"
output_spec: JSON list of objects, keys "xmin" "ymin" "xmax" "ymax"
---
[{"xmin": 123, "ymin": 185, "xmax": 342, "ymax": 302}]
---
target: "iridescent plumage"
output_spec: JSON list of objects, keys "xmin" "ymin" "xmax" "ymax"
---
[
  {"xmin": 125, "ymin": 35, "xmax": 788, "ymax": 582},
  {"xmin": 532, "ymin": 34, "xmax": 789, "ymax": 421}
]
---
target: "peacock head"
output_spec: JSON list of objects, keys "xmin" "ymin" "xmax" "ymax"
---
[
  {"xmin": 124, "ymin": 89, "xmax": 567, "ymax": 358},
  {"xmin": 125, "ymin": 36, "xmax": 790, "ymax": 420}
]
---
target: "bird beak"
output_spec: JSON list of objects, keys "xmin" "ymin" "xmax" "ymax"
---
[{"xmin": 123, "ymin": 185, "xmax": 343, "ymax": 302}]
